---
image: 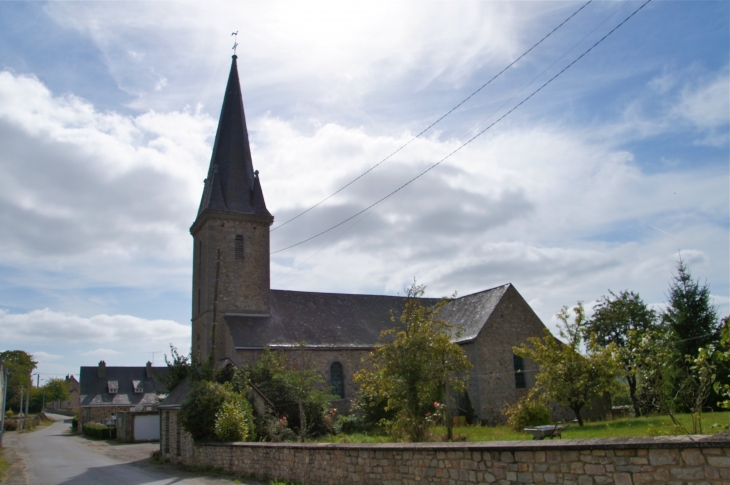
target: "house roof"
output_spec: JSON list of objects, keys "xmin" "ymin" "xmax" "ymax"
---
[
  {"xmin": 158, "ymin": 378, "xmax": 191, "ymax": 410},
  {"xmin": 79, "ymin": 365, "xmax": 169, "ymax": 407},
  {"xmin": 196, "ymin": 55, "xmax": 270, "ymax": 219},
  {"xmin": 227, "ymin": 284, "xmax": 512, "ymax": 349}
]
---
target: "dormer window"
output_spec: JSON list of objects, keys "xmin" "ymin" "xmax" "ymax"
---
[
  {"xmin": 133, "ymin": 380, "xmax": 144, "ymax": 393},
  {"xmin": 235, "ymin": 235, "xmax": 244, "ymax": 259},
  {"xmin": 107, "ymin": 381, "xmax": 119, "ymax": 394}
]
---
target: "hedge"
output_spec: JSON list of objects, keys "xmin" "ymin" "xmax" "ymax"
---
[{"xmin": 82, "ymin": 423, "xmax": 116, "ymax": 440}]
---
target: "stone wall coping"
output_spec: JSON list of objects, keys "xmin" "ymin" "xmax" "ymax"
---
[{"xmin": 200, "ymin": 433, "xmax": 730, "ymax": 452}]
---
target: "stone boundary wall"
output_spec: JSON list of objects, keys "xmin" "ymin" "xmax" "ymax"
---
[{"xmin": 169, "ymin": 434, "xmax": 729, "ymax": 485}]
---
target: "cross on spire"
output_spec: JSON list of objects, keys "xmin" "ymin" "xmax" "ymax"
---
[{"xmin": 231, "ymin": 31, "xmax": 238, "ymax": 56}]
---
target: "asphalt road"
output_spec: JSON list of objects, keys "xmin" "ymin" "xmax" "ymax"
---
[{"xmin": 4, "ymin": 414, "xmax": 255, "ymax": 485}]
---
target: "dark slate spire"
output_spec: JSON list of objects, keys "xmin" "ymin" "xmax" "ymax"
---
[{"xmin": 197, "ymin": 55, "xmax": 270, "ymax": 217}]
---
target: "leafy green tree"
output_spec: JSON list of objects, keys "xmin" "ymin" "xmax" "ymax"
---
[
  {"xmin": 180, "ymin": 381, "xmax": 241, "ymax": 442},
  {"xmin": 158, "ymin": 345, "xmax": 192, "ymax": 393},
  {"xmin": 585, "ymin": 290, "xmax": 658, "ymax": 416},
  {"xmin": 354, "ymin": 282, "xmax": 472, "ymax": 441},
  {"xmin": 663, "ymin": 259, "xmax": 721, "ymax": 363},
  {"xmin": 245, "ymin": 348, "xmax": 335, "ymax": 441},
  {"xmin": 514, "ymin": 302, "xmax": 619, "ymax": 426},
  {"xmin": 713, "ymin": 317, "xmax": 730, "ymax": 409},
  {"xmin": 44, "ymin": 378, "xmax": 71, "ymax": 404},
  {"xmin": 633, "ymin": 325, "xmax": 681, "ymax": 416},
  {"xmin": 0, "ymin": 350, "xmax": 37, "ymax": 413}
]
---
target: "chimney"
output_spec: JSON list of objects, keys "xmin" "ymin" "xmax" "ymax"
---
[
  {"xmin": 146, "ymin": 361, "xmax": 152, "ymax": 379},
  {"xmin": 98, "ymin": 361, "xmax": 106, "ymax": 378}
]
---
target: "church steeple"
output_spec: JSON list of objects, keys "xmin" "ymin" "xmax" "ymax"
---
[
  {"xmin": 191, "ymin": 54, "xmax": 273, "ymax": 365},
  {"xmin": 197, "ymin": 55, "xmax": 270, "ymax": 218}
]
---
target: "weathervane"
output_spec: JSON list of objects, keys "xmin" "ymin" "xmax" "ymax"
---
[{"xmin": 231, "ymin": 31, "xmax": 239, "ymax": 56}]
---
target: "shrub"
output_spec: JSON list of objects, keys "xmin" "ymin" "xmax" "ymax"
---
[
  {"xmin": 180, "ymin": 381, "xmax": 234, "ymax": 442},
  {"xmin": 255, "ymin": 413, "xmax": 297, "ymax": 442},
  {"xmin": 336, "ymin": 413, "xmax": 368, "ymax": 434},
  {"xmin": 5, "ymin": 410, "xmax": 12, "ymax": 418},
  {"xmin": 82, "ymin": 423, "xmax": 116, "ymax": 440},
  {"xmin": 71, "ymin": 415, "xmax": 78, "ymax": 431},
  {"xmin": 214, "ymin": 394, "xmax": 254, "ymax": 442},
  {"xmin": 503, "ymin": 397, "xmax": 552, "ymax": 432}
]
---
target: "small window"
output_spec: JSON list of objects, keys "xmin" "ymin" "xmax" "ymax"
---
[
  {"xmin": 513, "ymin": 354, "xmax": 526, "ymax": 389},
  {"xmin": 107, "ymin": 381, "xmax": 119, "ymax": 394},
  {"xmin": 330, "ymin": 362, "xmax": 344, "ymax": 399},
  {"xmin": 235, "ymin": 235, "xmax": 244, "ymax": 260},
  {"xmin": 133, "ymin": 380, "xmax": 143, "ymax": 393}
]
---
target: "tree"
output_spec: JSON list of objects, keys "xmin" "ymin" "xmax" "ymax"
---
[
  {"xmin": 245, "ymin": 348, "xmax": 335, "ymax": 441},
  {"xmin": 179, "ymin": 380, "xmax": 248, "ymax": 442},
  {"xmin": 44, "ymin": 378, "xmax": 71, "ymax": 405},
  {"xmin": 354, "ymin": 282, "xmax": 472, "ymax": 441},
  {"xmin": 0, "ymin": 351, "xmax": 37, "ymax": 413},
  {"xmin": 663, "ymin": 259, "xmax": 721, "ymax": 363},
  {"xmin": 713, "ymin": 317, "xmax": 730, "ymax": 409},
  {"xmin": 514, "ymin": 302, "xmax": 619, "ymax": 426},
  {"xmin": 585, "ymin": 290, "xmax": 658, "ymax": 416},
  {"xmin": 158, "ymin": 345, "xmax": 192, "ymax": 393}
]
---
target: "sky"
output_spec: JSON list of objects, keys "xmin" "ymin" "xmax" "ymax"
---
[{"xmin": 0, "ymin": 0, "xmax": 727, "ymax": 384}]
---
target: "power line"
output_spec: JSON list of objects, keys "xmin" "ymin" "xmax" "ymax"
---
[
  {"xmin": 269, "ymin": 0, "xmax": 595, "ymax": 233},
  {"xmin": 271, "ymin": 0, "xmax": 653, "ymax": 255}
]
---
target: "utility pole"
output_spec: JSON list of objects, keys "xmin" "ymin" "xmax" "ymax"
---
[
  {"xmin": 19, "ymin": 385, "xmax": 24, "ymax": 431},
  {"xmin": 25, "ymin": 376, "xmax": 30, "ymax": 424},
  {"xmin": 0, "ymin": 366, "xmax": 9, "ymax": 447}
]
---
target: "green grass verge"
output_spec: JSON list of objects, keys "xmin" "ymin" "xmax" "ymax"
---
[
  {"xmin": 0, "ymin": 449, "xmax": 9, "ymax": 482},
  {"xmin": 313, "ymin": 412, "xmax": 730, "ymax": 443}
]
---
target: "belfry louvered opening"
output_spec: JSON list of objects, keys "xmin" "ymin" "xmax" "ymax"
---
[{"xmin": 235, "ymin": 235, "xmax": 244, "ymax": 260}]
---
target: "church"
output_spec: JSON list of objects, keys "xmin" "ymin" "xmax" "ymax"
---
[{"xmin": 191, "ymin": 55, "xmax": 550, "ymax": 423}]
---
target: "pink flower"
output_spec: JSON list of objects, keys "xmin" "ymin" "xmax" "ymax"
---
[{"xmin": 434, "ymin": 401, "xmax": 439, "ymax": 407}]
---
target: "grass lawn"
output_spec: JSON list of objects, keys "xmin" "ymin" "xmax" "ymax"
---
[
  {"xmin": 314, "ymin": 412, "xmax": 730, "ymax": 443},
  {"xmin": 0, "ymin": 449, "xmax": 9, "ymax": 482}
]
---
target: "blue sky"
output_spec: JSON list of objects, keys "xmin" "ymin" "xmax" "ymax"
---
[{"xmin": 0, "ymin": 0, "xmax": 727, "ymax": 382}]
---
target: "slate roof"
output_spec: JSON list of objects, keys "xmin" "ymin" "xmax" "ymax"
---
[
  {"xmin": 228, "ymin": 284, "xmax": 512, "ymax": 349},
  {"xmin": 197, "ymin": 55, "xmax": 271, "ymax": 219},
  {"xmin": 79, "ymin": 365, "xmax": 169, "ymax": 407},
  {"xmin": 158, "ymin": 378, "xmax": 191, "ymax": 410}
]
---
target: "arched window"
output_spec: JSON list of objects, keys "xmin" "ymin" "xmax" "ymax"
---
[
  {"xmin": 330, "ymin": 362, "xmax": 344, "ymax": 399},
  {"xmin": 513, "ymin": 354, "xmax": 526, "ymax": 389},
  {"xmin": 235, "ymin": 235, "xmax": 244, "ymax": 260}
]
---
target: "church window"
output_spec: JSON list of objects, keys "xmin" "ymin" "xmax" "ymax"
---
[
  {"xmin": 235, "ymin": 235, "xmax": 244, "ymax": 260},
  {"xmin": 330, "ymin": 362, "xmax": 344, "ymax": 399},
  {"xmin": 197, "ymin": 289, "xmax": 201, "ymax": 313},
  {"xmin": 513, "ymin": 354, "xmax": 526, "ymax": 389}
]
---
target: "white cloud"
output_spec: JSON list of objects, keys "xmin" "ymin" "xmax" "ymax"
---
[
  {"xmin": 673, "ymin": 70, "xmax": 730, "ymax": 130},
  {"xmin": 0, "ymin": 308, "xmax": 189, "ymax": 346},
  {"xmin": 78, "ymin": 348, "xmax": 124, "ymax": 357},
  {"xmin": 0, "ymin": 71, "xmax": 215, "ymax": 290},
  {"xmin": 32, "ymin": 351, "xmax": 64, "ymax": 361}
]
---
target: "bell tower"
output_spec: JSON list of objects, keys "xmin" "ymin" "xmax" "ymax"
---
[{"xmin": 191, "ymin": 55, "xmax": 274, "ymax": 364}]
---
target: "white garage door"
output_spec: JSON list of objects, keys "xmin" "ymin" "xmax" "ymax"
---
[{"xmin": 134, "ymin": 414, "xmax": 160, "ymax": 441}]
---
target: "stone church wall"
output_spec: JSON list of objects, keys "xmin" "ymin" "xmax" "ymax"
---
[
  {"xmin": 236, "ymin": 347, "xmax": 370, "ymax": 406},
  {"xmin": 469, "ymin": 286, "xmax": 544, "ymax": 424}
]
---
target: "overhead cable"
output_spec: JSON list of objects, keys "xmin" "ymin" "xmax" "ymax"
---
[
  {"xmin": 271, "ymin": 0, "xmax": 653, "ymax": 255},
  {"xmin": 269, "ymin": 0, "xmax": 594, "ymax": 233}
]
